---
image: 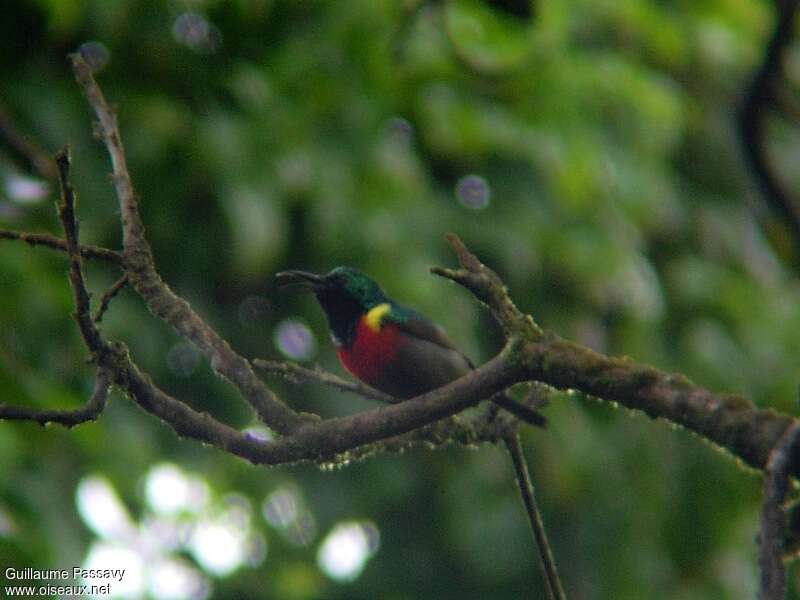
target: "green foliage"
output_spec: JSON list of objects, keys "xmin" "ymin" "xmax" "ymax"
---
[{"xmin": 0, "ymin": 0, "xmax": 797, "ymax": 598}]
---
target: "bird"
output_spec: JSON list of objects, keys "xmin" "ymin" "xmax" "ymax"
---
[{"xmin": 276, "ymin": 266, "xmax": 545, "ymax": 427}]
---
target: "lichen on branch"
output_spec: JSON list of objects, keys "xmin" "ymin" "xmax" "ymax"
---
[{"xmin": 0, "ymin": 51, "xmax": 797, "ymax": 485}]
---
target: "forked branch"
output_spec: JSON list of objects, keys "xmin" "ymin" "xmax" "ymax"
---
[
  {"xmin": 0, "ymin": 368, "xmax": 110, "ymax": 427},
  {"xmin": 758, "ymin": 423, "xmax": 800, "ymax": 599},
  {"xmin": 0, "ymin": 48, "xmax": 797, "ymax": 527},
  {"xmin": 0, "ymin": 229, "xmax": 122, "ymax": 264},
  {"xmin": 70, "ymin": 53, "xmax": 309, "ymax": 435}
]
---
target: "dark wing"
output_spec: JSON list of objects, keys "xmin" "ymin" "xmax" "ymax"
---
[
  {"xmin": 368, "ymin": 305, "xmax": 473, "ymax": 398},
  {"xmin": 394, "ymin": 308, "xmax": 476, "ymax": 368},
  {"xmin": 389, "ymin": 305, "xmax": 547, "ymax": 427}
]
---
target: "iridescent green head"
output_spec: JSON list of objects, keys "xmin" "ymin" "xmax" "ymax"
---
[{"xmin": 276, "ymin": 266, "xmax": 389, "ymax": 344}]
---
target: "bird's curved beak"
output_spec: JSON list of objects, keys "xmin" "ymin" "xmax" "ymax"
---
[{"xmin": 275, "ymin": 270, "xmax": 326, "ymax": 291}]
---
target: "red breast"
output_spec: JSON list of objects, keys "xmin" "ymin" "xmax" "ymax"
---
[{"xmin": 336, "ymin": 316, "xmax": 404, "ymax": 387}]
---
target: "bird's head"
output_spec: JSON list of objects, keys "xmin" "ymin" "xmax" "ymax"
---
[{"xmin": 276, "ymin": 266, "xmax": 388, "ymax": 344}]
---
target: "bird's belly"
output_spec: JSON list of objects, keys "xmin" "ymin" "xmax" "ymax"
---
[
  {"xmin": 336, "ymin": 322, "xmax": 403, "ymax": 389},
  {"xmin": 337, "ymin": 322, "xmax": 471, "ymax": 399}
]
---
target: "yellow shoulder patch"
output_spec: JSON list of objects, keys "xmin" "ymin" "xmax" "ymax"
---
[{"xmin": 364, "ymin": 303, "xmax": 391, "ymax": 332}]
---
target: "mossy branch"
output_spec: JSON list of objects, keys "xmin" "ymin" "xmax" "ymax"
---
[
  {"xmin": 3, "ymin": 122, "xmax": 798, "ymax": 480},
  {"xmin": 0, "ymin": 48, "xmax": 798, "ymax": 597},
  {"xmin": 69, "ymin": 53, "xmax": 309, "ymax": 435}
]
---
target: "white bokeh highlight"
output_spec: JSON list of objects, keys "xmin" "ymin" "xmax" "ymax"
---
[{"xmin": 317, "ymin": 520, "xmax": 380, "ymax": 582}]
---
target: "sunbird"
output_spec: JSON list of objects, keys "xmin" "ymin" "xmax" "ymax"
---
[{"xmin": 277, "ymin": 266, "xmax": 546, "ymax": 426}]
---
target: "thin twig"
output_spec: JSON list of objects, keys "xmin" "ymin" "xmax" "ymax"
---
[
  {"xmin": 0, "ymin": 368, "xmax": 111, "ymax": 427},
  {"xmin": 0, "ymin": 150, "xmax": 115, "ymax": 430},
  {"xmin": 93, "ymin": 274, "xmax": 128, "ymax": 322},
  {"xmin": 505, "ymin": 434, "xmax": 566, "ymax": 600},
  {"xmin": 0, "ymin": 229, "xmax": 123, "ymax": 264},
  {"xmin": 758, "ymin": 422, "xmax": 800, "ymax": 599},
  {"xmin": 255, "ymin": 359, "xmax": 397, "ymax": 404},
  {"xmin": 435, "ymin": 233, "xmax": 558, "ymax": 595},
  {"xmin": 55, "ymin": 146, "xmax": 103, "ymax": 351},
  {"xmin": 431, "ymin": 232, "xmax": 541, "ymax": 338}
]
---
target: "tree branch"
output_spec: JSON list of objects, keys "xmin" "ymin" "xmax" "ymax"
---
[
  {"xmin": 431, "ymin": 232, "xmax": 541, "ymax": 338},
  {"xmin": 0, "ymin": 229, "xmax": 123, "ymax": 264},
  {"xmin": 758, "ymin": 422, "xmax": 800, "ymax": 599},
  {"xmin": 69, "ymin": 53, "xmax": 309, "ymax": 435},
  {"xmin": 255, "ymin": 359, "xmax": 397, "ymax": 404},
  {"xmin": 2, "ymin": 40, "xmax": 797, "ymax": 600},
  {"xmin": 519, "ymin": 335, "xmax": 795, "ymax": 475},
  {"xmin": 0, "ymin": 149, "xmax": 113, "ymax": 429},
  {"xmin": 0, "ymin": 59, "xmax": 531, "ymax": 464},
  {"xmin": 93, "ymin": 274, "xmax": 128, "ymax": 323},
  {"xmin": 255, "ymin": 358, "xmax": 525, "ymax": 451},
  {"xmin": 3, "ymin": 52, "xmax": 797, "ymax": 494},
  {"xmin": 82, "ymin": 342, "xmax": 521, "ymax": 466},
  {"xmin": 272, "ymin": 350, "xmax": 521, "ymax": 459},
  {"xmin": 0, "ymin": 368, "xmax": 110, "ymax": 427},
  {"xmin": 6, "ymin": 168, "xmax": 799, "ymax": 483},
  {"xmin": 66, "ymin": 54, "xmax": 530, "ymax": 458},
  {"xmin": 433, "ymin": 233, "xmax": 800, "ymax": 478},
  {"xmin": 259, "ymin": 349, "xmax": 546, "ymax": 428},
  {"xmin": 505, "ymin": 434, "xmax": 565, "ymax": 600},
  {"xmin": 55, "ymin": 146, "xmax": 103, "ymax": 353}
]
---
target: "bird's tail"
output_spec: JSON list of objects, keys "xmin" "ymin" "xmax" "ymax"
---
[{"xmin": 491, "ymin": 393, "xmax": 547, "ymax": 428}]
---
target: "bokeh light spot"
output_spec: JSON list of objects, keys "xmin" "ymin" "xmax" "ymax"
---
[
  {"xmin": 245, "ymin": 533, "xmax": 268, "ymax": 567},
  {"xmin": 139, "ymin": 515, "xmax": 185, "ymax": 553},
  {"xmin": 286, "ymin": 512, "xmax": 317, "ymax": 548},
  {"xmin": 148, "ymin": 558, "xmax": 210, "ymax": 600},
  {"xmin": 173, "ymin": 12, "xmax": 222, "ymax": 54},
  {"xmin": 189, "ymin": 520, "xmax": 247, "ymax": 577},
  {"xmin": 263, "ymin": 487, "xmax": 299, "ymax": 528},
  {"xmin": 78, "ymin": 41, "xmax": 111, "ymax": 72},
  {"xmin": 274, "ymin": 319, "xmax": 316, "ymax": 360},
  {"xmin": 383, "ymin": 117, "xmax": 414, "ymax": 147},
  {"xmin": 317, "ymin": 520, "xmax": 380, "ymax": 582},
  {"xmin": 145, "ymin": 463, "xmax": 198, "ymax": 514},
  {"xmin": 455, "ymin": 174, "xmax": 491, "ymax": 209},
  {"xmin": 220, "ymin": 494, "xmax": 252, "ymax": 529},
  {"xmin": 243, "ymin": 425, "xmax": 274, "ymax": 443},
  {"xmin": 83, "ymin": 542, "xmax": 145, "ymax": 598},
  {"xmin": 76, "ymin": 476, "xmax": 134, "ymax": 540},
  {"xmin": 262, "ymin": 486, "xmax": 317, "ymax": 547},
  {"xmin": 4, "ymin": 174, "xmax": 48, "ymax": 204}
]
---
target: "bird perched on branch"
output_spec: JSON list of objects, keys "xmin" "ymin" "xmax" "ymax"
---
[{"xmin": 276, "ymin": 266, "xmax": 545, "ymax": 427}]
